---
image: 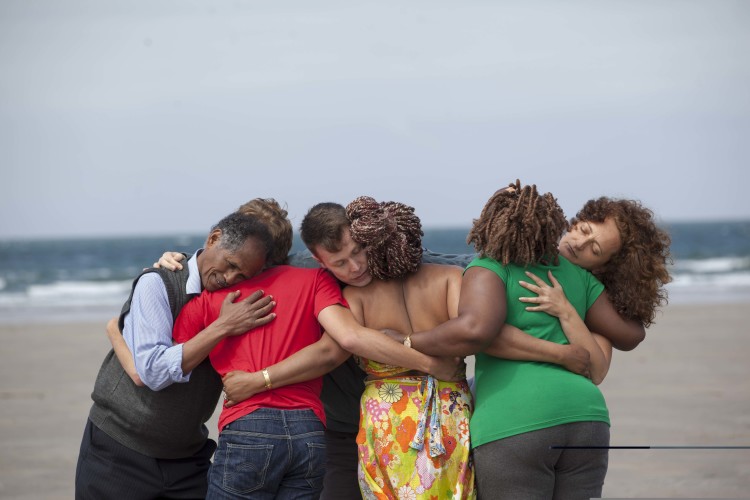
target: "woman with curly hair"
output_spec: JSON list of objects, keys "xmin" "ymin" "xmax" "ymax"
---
[
  {"xmin": 564, "ymin": 197, "xmax": 671, "ymax": 329},
  {"xmin": 485, "ymin": 195, "xmax": 672, "ymax": 384},
  {"xmin": 344, "ymin": 195, "xmax": 476, "ymax": 500},
  {"xmin": 405, "ymin": 180, "xmax": 660, "ymax": 499}
]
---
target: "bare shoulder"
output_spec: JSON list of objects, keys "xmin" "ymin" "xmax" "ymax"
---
[
  {"xmin": 421, "ymin": 262, "xmax": 463, "ymax": 273},
  {"xmin": 410, "ymin": 264, "xmax": 463, "ymax": 292},
  {"xmin": 342, "ymin": 285, "xmax": 361, "ymax": 301},
  {"xmin": 420, "ymin": 263, "xmax": 463, "ymax": 280},
  {"xmin": 408, "ymin": 264, "xmax": 462, "ymax": 321},
  {"xmin": 344, "ymin": 278, "xmax": 395, "ymax": 300}
]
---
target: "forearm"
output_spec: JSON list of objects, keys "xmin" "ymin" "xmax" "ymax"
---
[
  {"xmin": 558, "ymin": 309, "xmax": 609, "ymax": 384},
  {"xmin": 410, "ymin": 267, "xmax": 505, "ymax": 357},
  {"xmin": 591, "ymin": 333, "xmax": 613, "ymax": 384},
  {"xmin": 180, "ymin": 321, "xmax": 232, "ymax": 374},
  {"xmin": 483, "ymin": 324, "xmax": 567, "ymax": 363},
  {"xmin": 106, "ymin": 318, "xmax": 143, "ymax": 386},
  {"xmin": 337, "ymin": 324, "xmax": 440, "ymax": 373},
  {"xmin": 585, "ymin": 292, "xmax": 646, "ymax": 351},
  {"xmin": 222, "ymin": 334, "xmax": 350, "ymax": 406},
  {"xmin": 606, "ymin": 323, "xmax": 645, "ymax": 351},
  {"xmin": 319, "ymin": 305, "xmax": 462, "ymax": 380},
  {"xmin": 410, "ymin": 314, "xmax": 496, "ymax": 357},
  {"xmin": 263, "ymin": 334, "xmax": 350, "ymax": 387}
]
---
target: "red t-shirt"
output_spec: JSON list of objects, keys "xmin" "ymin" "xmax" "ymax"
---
[{"xmin": 173, "ymin": 265, "xmax": 347, "ymax": 431}]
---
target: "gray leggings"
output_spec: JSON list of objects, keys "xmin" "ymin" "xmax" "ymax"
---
[{"xmin": 473, "ymin": 421, "xmax": 609, "ymax": 500}]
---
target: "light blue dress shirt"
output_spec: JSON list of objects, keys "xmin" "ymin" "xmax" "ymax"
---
[{"xmin": 123, "ymin": 251, "xmax": 203, "ymax": 391}]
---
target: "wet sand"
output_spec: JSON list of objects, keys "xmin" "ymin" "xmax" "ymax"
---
[{"xmin": 0, "ymin": 302, "xmax": 748, "ymax": 499}]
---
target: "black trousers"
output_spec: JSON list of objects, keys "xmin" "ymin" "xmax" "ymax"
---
[
  {"xmin": 319, "ymin": 429, "xmax": 361, "ymax": 499},
  {"xmin": 474, "ymin": 421, "xmax": 610, "ymax": 500},
  {"xmin": 75, "ymin": 419, "xmax": 216, "ymax": 500}
]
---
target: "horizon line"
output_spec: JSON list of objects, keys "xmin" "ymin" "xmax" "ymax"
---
[{"xmin": 2, "ymin": 217, "xmax": 750, "ymax": 242}]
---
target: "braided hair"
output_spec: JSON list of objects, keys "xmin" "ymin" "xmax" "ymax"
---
[
  {"xmin": 467, "ymin": 180, "xmax": 568, "ymax": 265},
  {"xmin": 346, "ymin": 196, "xmax": 424, "ymax": 280}
]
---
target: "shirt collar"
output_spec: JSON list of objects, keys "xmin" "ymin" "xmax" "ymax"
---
[{"xmin": 186, "ymin": 249, "xmax": 202, "ymax": 294}]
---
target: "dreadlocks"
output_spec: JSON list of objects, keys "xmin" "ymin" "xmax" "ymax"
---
[
  {"xmin": 467, "ymin": 180, "xmax": 568, "ymax": 265},
  {"xmin": 346, "ymin": 196, "xmax": 424, "ymax": 281}
]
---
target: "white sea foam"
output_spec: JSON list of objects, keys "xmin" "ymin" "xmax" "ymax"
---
[
  {"xmin": 3, "ymin": 259, "xmax": 750, "ymax": 324},
  {"xmin": 669, "ymin": 270, "xmax": 750, "ymax": 288},
  {"xmin": 27, "ymin": 280, "xmax": 131, "ymax": 299},
  {"xmin": 673, "ymin": 256, "xmax": 750, "ymax": 274},
  {"xmin": 0, "ymin": 280, "xmax": 132, "ymax": 324},
  {"xmin": 0, "ymin": 280, "xmax": 131, "ymax": 308}
]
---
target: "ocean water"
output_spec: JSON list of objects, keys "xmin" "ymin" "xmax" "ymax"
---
[{"xmin": 1, "ymin": 221, "xmax": 748, "ymax": 324}]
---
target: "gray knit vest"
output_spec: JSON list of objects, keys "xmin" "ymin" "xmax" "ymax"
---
[{"xmin": 88, "ymin": 264, "xmax": 222, "ymax": 459}]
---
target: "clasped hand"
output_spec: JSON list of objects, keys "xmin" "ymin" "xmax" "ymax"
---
[{"xmin": 381, "ymin": 328, "xmax": 464, "ymax": 382}]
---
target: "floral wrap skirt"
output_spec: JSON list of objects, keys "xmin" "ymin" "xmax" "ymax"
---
[{"xmin": 356, "ymin": 373, "xmax": 476, "ymax": 499}]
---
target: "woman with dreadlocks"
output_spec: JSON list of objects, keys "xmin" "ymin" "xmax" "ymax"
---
[
  {"xmin": 481, "ymin": 194, "xmax": 672, "ymax": 384},
  {"xmin": 403, "ymin": 180, "xmax": 647, "ymax": 499},
  {"xmin": 343, "ymin": 196, "xmax": 476, "ymax": 500}
]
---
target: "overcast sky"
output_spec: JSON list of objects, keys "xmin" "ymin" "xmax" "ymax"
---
[{"xmin": 2, "ymin": 0, "xmax": 748, "ymax": 239}]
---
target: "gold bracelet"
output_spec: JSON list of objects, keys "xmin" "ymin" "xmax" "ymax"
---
[
  {"xmin": 262, "ymin": 368, "xmax": 272, "ymax": 390},
  {"xmin": 403, "ymin": 334, "xmax": 412, "ymax": 348}
]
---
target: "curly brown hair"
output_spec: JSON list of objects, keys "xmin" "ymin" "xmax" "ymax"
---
[
  {"xmin": 346, "ymin": 196, "xmax": 423, "ymax": 280},
  {"xmin": 572, "ymin": 197, "xmax": 672, "ymax": 327},
  {"xmin": 237, "ymin": 198, "xmax": 293, "ymax": 266},
  {"xmin": 468, "ymin": 180, "xmax": 568, "ymax": 265}
]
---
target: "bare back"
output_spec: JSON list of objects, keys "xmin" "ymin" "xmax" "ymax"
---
[{"xmin": 344, "ymin": 263, "xmax": 463, "ymax": 335}]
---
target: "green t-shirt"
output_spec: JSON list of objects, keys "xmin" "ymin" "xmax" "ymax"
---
[{"xmin": 468, "ymin": 255, "xmax": 610, "ymax": 448}]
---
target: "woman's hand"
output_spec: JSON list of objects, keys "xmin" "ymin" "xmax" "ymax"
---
[
  {"xmin": 518, "ymin": 271, "xmax": 576, "ymax": 319},
  {"xmin": 557, "ymin": 344, "xmax": 591, "ymax": 379},
  {"xmin": 427, "ymin": 356, "xmax": 465, "ymax": 382},
  {"xmin": 381, "ymin": 328, "xmax": 406, "ymax": 343},
  {"xmin": 153, "ymin": 252, "xmax": 185, "ymax": 271}
]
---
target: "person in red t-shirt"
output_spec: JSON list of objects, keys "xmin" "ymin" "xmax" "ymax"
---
[
  {"xmin": 173, "ymin": 261, "xmax": 457, "ymax": 499},
  {"xmin": 173, "ymin": 265, "xmax": 339, "ymax": 498},
  {"xmin": 174, "ymin": 266, "xmax": 339, "ymax": 431}
]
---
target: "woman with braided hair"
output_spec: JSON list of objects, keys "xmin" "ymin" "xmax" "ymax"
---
[
  {"xmin": 343, "ymin": 196, "xmax": 476, "ymax": 499},
  {"xmin": 404, "ymin": 180, "xmax": 649, "ymax": 499}
]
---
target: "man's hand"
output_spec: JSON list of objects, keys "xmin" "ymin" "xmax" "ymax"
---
[
  {"xmin": 153, "ymin": 251, "xmax": 185, "ymax": 271},
  {"xmin": 427, "ymin": 355, "xmax": 465, "ymax": 382},
  {"xmin": 558, "ymin": 343, "xmax": 591, "ymax": 378},
  {"xmin": 222, "ymin": 370, "xmax": 263, "ymax": 407},
  {"xmin": 213, "ymin": 290, "xmax": 276, "ymax": 336}
]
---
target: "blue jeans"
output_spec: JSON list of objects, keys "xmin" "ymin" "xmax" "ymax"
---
[{"xmin": 207, "ymin": 408, "xmax": 326, "ymax": 500}]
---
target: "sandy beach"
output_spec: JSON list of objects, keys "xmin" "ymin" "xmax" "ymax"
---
[{"xmin": 0, "ymin": 302, "xmax": 748, "ymax": 499}]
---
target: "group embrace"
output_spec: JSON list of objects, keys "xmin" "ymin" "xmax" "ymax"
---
[{"xmin": 75, "ymin": 180, "xmax": 671, "ymax": 500}]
